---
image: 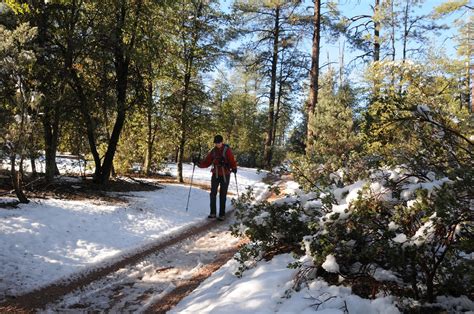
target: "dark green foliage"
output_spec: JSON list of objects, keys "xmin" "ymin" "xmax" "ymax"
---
[
  {"xmin": 230, "ymin": 187, "xmax": 310, "ymax": 275},
  {"xmin": 295, "ymin": 70, "xmax": 363, "ymax": 190},
  {"xmin": 230, "ymin": 57, "xmax": 472, "ymax": 309},
  {"xmin": 208, "ymin": 78, "xmax": 267, "ymax": 168},
  {"xmin": 286, "ymin": 118, "xmax": 307, "ymax": 155}
]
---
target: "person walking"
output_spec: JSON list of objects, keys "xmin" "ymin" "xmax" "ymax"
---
[{"xmin": 193, "ymin": 135, "xmax": 237, "ymax": 221}]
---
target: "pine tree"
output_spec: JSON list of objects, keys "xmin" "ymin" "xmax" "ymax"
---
[
  {"xmin": 232, "ymin": 0, "xmax": 307, "ymax": 169},
  {"xmin": 167, "ymin": 0, "xmax": 228, "ymax": 183}
]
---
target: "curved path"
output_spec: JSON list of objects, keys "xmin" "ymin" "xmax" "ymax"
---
[
  {"xmin": 0, "ymin": 173, "xmax": 281, "ymax": 313},
  {"xmin": 0, "ymin": 215, "xmax": 236, "ymax": 313}
]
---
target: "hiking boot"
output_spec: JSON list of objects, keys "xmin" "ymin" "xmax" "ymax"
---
[
  {"xmin": 217, "ymin": 215, "xmax": 225, "ymax": 221},
  {"xmin": 208, "ymin": 214, "xmax": 216, "ymax": 219}
]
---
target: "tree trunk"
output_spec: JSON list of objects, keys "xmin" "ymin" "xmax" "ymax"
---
[
  {"xmin": 426, "ymin": 272, "xmax": 434, "ymax": 303},
  {"xmin": 43, "ymin": 112, "xmax": 60, "ymax": 180},
  {"xmin": 60, "ymin": 0, "xmax": 103, "ymax": 181},
  {"xmin": 96, "ymin": 65, "xmax": 128, "ymax": 184},
  {"xmin": 11, "ymin": 154, "xmax": 29, "ymax": 204},
  {"xmin": 35, "ymin": 1, "xmax": 60, "ymax": 183},
  {"xmin": 100, "ymin": 67, "xmax": 116, "ymax": 179},
  {"xmin": 390, "ymin": 0, "xmax": 396, "ymax": 61},
  {"xmin": 272, "ymin": 67, "xmax": 284, "ymax": 148},
  {"xmin": 144, "ymin": 77, "xmax": 155, "ymax": 176},
  {"xmin": 467, "ymin": 62, "xmax": 474, "ymax": 113},
  {"xmin": 372, "ymin": 0, "xmax": 382, "ymax": 96},
  {"xmin": 176, "ymin": 2, "xmax": 202, "ymax": 182},
  {"xmin": 70, "ymin": 70, "xmax": 102, "ymax": 179},
  {"xmin": 19, "ymin": 155, "xmax": 25, "ymax": 180},
  {"xmin": 402, "ymin": 0, "xmax": 409, "ymax": 61},
  {"xmin": 339, "ymin": 41, "xmax": 345, "ymax": 87},
  {"xmin": 374, "ymin": 0, "xmax": 381, "ymax": 62},
  {"xmin": 42, "ymin": 103, "xmax": 60, "ymax": 182},
  {"xmin": 177, "ymin": 127, "xmax": 186, "ymax": 183},
  {"xmin": 30, "ymin": 156, "xmax": 37, "ymax": 178},
  {"xmin": 305, "ymin": 0, "xmax": 321, "ymax": 155},
  {"xmin": 263, "ymin": 5, "xmax": 280, "ymax": 169},
  {"xmin": 93, "ymin": 0, "xmax": 142, "ymax": 184},
  {"xmin": 177, "ymin": 69, "xmax": 191, "ymax": 183},
  {"xmin": 144, "ymin": 141, "xmax": 153, "ymax": 175}
]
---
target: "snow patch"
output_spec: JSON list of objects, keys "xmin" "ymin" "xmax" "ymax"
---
[{"xmin": 322, "ymin": 254, "xmax": 340, "ymax": 273}]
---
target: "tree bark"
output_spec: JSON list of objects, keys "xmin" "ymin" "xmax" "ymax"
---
[
  {"xmin": 73, "ymin": 74, "xmax": 102, "ymax": 179},
  {"xmin": 390, "ymin": 0, "xmax": 396, "ymax": 61},
  {"xmin": 177, "ymin": 68, "xmax": 191, "ymax": 183},
  {"xmin": 374, "ymin": 0, "xmax": 381, "ymax": 62},
  {"xmin": 176, "ymin": 1, "xmax": 202, "ymax": 182},
  {"xmin": 144, "ymin": 141, "xmax": 153, "ymax": 175},
  {"xmin": 43, "ymin": 113, "xmax": 60, "ymax": 182},
  {"xmin": 67, "ymin": 48, "xmax": 103, "ymax": 180},
  {"xmin": 272, "ymin": 62, "xmax": 284, "ymax": 148},
  {"xmin": 30, "ymin": 156, "xmax": 37, "ymax": 178},
  {"xmin": 263, "ymin": 5, "xmax": 280, "ymax": 169},
  {"xmin": 173, "ymin": 147, "xmax": 178, "ymax": 163},
  {"xmin": 10, "ymin": 154, "xmax": 29, "ymax": 204},
  {"xmin": 305, "ymin": 0, "xmax": 321, "ymax": 155},
  {"xmin": 426, "ymin": 272, "xmax": 434, "ymax": 303},
  {"xmin": 96, "ymin": 35, "xmax": 129, "ymax": 184},
  {"xmin": 35, "ymin": 3, "xmax": 60, "ymax": 183},
  {"xmin": 402, "ymin": 0, "xmax": 409, "ymax": 61},
  {"xmin": 177, "ymin": 126, "xmax": 186, "ymax": 183},
  {"xmin": 144, "ymin": 77, "xmax": 156, "ymax": 176}
]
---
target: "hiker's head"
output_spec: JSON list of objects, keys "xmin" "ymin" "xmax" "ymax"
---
[{"xmin": 213, "ymin": 135, "xmax": 223, "ymax": 148}]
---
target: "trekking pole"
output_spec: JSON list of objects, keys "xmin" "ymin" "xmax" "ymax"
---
[
  {"xmin": 185, "ymin": 145, "xmax": 202, "ymax": 212},
  {"xmin": 185, "ymin": 162, "xmax": 196, "ymax": 212},
  {"xmin": 234, "ymin": 172, "xmax": 239, "ymax": 200}
]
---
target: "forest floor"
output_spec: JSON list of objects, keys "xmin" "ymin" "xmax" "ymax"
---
[
  {"xmin": 1, "ymin": 208, "xmax": 244, "ymax": 313},
  {"xmin": 0, "ymin": 164, "xmax": 275, "ymax": 313}
]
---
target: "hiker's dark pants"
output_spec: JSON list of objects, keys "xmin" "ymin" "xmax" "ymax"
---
[{"xmin": 210, "ymin": 174, "xmax": 230, "ymax": 217}]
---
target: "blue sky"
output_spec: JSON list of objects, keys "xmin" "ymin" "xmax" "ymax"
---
[
  {"xmin": 218, "ymin": 0, "xmax": 466, "ymax": 75},
  {"xmin": 322, "ymin": 0, "xmax": 460, "ymax": 59},
  {"xmin": 212, "ymin": 0, "xmax": 469, "ymax": 128}
]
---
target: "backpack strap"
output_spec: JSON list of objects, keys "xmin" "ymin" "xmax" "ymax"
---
[
  {"xmin": 211, "ymin": 145, "xmax": 230, "ymax": 179},
  {"xmin": 222, "ymin": 145, "xmax": 229, "ymax": 183},
  {"xmin": 222, "ymin": 144, "xmax": 229, "ymax": 164}
]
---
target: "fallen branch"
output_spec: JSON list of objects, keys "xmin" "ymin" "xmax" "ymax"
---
[{"xmin": 125, "ymin": 176, "xmax": 162, "ymax": 189}]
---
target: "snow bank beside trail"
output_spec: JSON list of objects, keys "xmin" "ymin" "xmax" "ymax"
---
[
  {"xmin": 0, "ymin": 184, "xmax": 210, "ymax": 299},
  {"xmin": 0, "ymin": 164, "xmax": 266, "ymax": 300},
  {"xmin": 0, "ymin": 155, "xmax": 90, "ymax": 175},
  {"xmin": 171, "ymin": 254, "xmax": 400, "ymax": 314},
  {"xmin": 160, "ymin": 163, "xmax": 268, "ymax": 198}
]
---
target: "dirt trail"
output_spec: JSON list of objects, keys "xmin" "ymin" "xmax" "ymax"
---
[
  {"xmin": 42, "ymin": 215, "xmax": 244, "ymax": 313},
  {"xmin": 145, "ymin": 239, "xmax": 246, "ymax": 314},
  {"xmin": 145, "ymin": 175, "xmax": 290, "ymax": 313},
  {"xmin": 0, "ymin": 216, "xmax": 231, "ymax": 313},
  {"xmin": 0, "ymin": 174, "xmax": 287, "ymax": 313}
]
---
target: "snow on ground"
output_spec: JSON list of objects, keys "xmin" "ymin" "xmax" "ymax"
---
[
  {"xmin": 160, "ymin": 163, "xmax": 269, "ymax": 200},
  {"xmin": 0, "ymin": 164, "xmax": 267, "ymax": 301},
  {"xmin": 170, "ymin": 175, "xmax": 473, "ymax": 314},
  {"xmin": 171, "ymin": 254, "xmax": 400, "ymax": 314},
  {"xmin": 0, "ymin": 155, "xmax": 90, "ymax": 176},
  {"xmin": 42, "ymin": 215, "xmax": 241, "ymax": 313}
]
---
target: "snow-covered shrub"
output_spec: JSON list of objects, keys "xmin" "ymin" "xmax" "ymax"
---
[
  {"xmin": 313, "ymin": 61, "xmax": 471, "ymax": 302},
  {"xmin": 295, "ymin": 61, "xmax": 473, "ymax": 305},
  {"xmin": 230, "ymin": 188, "xmax": 310, "ymax": 276},
  {"xmin": 304, "ymin": 172, "xmax": 473, "ymax": 302}
]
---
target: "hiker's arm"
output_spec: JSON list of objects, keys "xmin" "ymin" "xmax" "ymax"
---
[{"xmin": 198, "ymin": 151, "xmax": 213, "ymax": 168}]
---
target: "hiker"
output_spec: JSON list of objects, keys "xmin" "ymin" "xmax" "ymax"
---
[{"xmin": 193, "ymin": 135, "xmax": 237, "ymax": 221}]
